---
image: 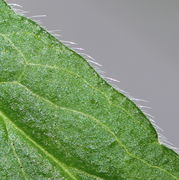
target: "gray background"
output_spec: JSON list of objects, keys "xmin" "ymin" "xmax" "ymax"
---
[{"xmin": 8, "ymin": 0, "xmax": 179, "ymax": 150}]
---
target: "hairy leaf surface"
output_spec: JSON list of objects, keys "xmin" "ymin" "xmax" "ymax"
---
[{"xmin": 0, "ymin": 0, "xmax": 178, "ymax": 179}]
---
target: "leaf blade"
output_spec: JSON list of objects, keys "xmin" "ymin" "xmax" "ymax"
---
[{"xmin": 0, "ymin": 0, "xmax": 179, "ymax": 179}]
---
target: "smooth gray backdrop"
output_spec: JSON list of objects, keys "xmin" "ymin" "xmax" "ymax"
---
[{"xmin": 8, "ymin": 0, "xmax": 179, "ymax": 149}]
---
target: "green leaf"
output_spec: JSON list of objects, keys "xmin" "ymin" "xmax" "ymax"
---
[{"xmin": 0, "ymin": 0, "xmax": 178, "ymax": 179}]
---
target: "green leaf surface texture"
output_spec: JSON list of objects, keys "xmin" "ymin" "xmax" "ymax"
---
[{"xmin": 0, "ymin": 0, "xmax": 178, "ymax": 179}]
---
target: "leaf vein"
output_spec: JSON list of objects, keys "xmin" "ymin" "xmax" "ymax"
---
[
  {"xmin": 0, "ymin": 33, "xmax": 27, "ymax": 64},
  {"xmin": 1, "ymin": 116, "xmax": 28, "ymax": 180},
  {"xmin": 0, "ymin": 111, "xmax": 77, "ymax": 180},
  {"xmin": 26, "ymin": 62, "xmax": 150, "ymax": 133},
  {"xmin": 0, "ymin": 101, "xmax": 105, "ymax": 180}
]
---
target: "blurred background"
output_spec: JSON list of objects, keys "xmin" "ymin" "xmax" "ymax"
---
[{"xmin": 8, "ymin": 0, "xmax": 179, "ymax": 150}]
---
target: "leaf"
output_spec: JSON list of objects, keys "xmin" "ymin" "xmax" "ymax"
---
[{"xmin": 0, "ymin": 0, "xmax": 178, "ymax": 179}]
